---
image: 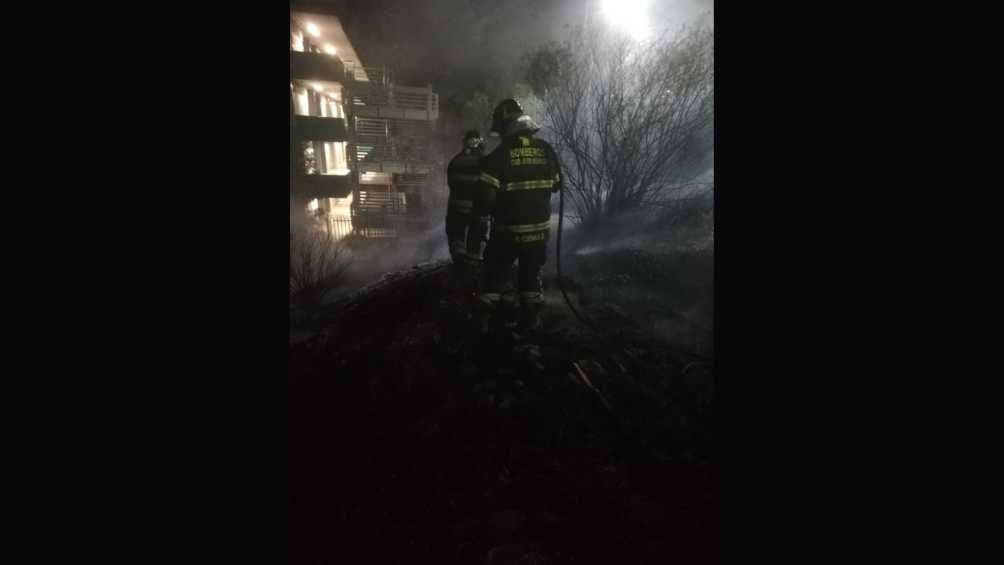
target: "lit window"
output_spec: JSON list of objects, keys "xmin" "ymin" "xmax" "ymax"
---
[
  {"xmin": 324, "ymin": 142, "xmax": 335, "ymax": 173},
  {"xmin": 295, "ymin": 87, "xmax": 309, "ymax": 116}
]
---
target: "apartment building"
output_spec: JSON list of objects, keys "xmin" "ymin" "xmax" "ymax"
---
[{"xmin": 291, "ymin": 5, "xmax": 440, "ymax": 241}]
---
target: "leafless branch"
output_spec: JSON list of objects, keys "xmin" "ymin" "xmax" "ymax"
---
[
  {"xmin": 529, "ymin": 23, "xmax": 714, "ymax": 228},
  {"xmin": 290, "ymin": 228, "xmax": 352, "ymax": 311}
]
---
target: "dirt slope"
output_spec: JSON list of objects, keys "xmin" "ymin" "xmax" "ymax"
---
[{"xmin": 289, "ymin": 261, "xmax": 715, "ymax": 564}]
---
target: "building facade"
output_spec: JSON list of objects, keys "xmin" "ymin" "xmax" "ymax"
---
[{"xmin": 290, "ymin": 5, "xmax": 439, "ymax": 241}]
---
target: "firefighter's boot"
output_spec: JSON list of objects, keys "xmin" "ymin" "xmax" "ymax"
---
[
  {"xmin": 448, "ymin": 261, "xmax": 467, "ymax": 294},
  {"xmin": 474, "ymin": 293, "xmax": 498, "ymax": 334},
  {"xmin": 496, "ymin": 292, "xmax": 519, "ymax": 329},
  {"xmin": 462, "ymin": 258, "xmax": 481, "ymax": 299},
  {"xmin": 517, "ymin": 295, "xmax": 544, "ymax": 332}
]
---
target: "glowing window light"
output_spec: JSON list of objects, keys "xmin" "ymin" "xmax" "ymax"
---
[
  {"xmin": 600, "ymin": 0, "xmax": 651, "ymax": 41},
  {"xmin": 295, "ymin": 88, "xmax": 309, "ymax": 116},
  {"xmin": 324, "ymin": 142, "xmax": 335, "ymax": 173},
  {"xmin": 333, "ymin": 142, "xmax": 348, "ymax": 172},
  {"xmin": 306, "ymin": 23, "xmax": 320, "ymax": 37}
]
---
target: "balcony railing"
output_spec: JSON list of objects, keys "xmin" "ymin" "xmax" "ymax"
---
[
  {"xmin": 353, "ymin": 117, "xmax": 388, "ymax": 137},
  {"xmin": 394, "ymin": 173, "xmax": 430, "ymax": 193},
  {"xmin": 354, "ymin": 191, "xmax": 405, "ymax": 215},
  {"xmin": 292, "ymin": 115, "xmax": 348, "ymax": 142},
  {"xmin": 354, "ymin": 161, "xmax": 434, "ymax": 175},
  {"xmin": 328, "ymin": 217, "xmax": 354, "ymax": 240},
  {"xmin": 352, "ymin": 142, "xmax": 430, "ymax": 164},
  {"xmin": 349, "ymin": 84, "xmax": 439, "ymax": 121},
  {"xmin": 343, "ymin": 64, "xmax": 392, "ymax": 87},
  {"xmin": 292, "ymin": 173, "xmax": 353, "ymax": 199},
  {"xmin": 291, "ymin": 50, "xmax": 346, "ymax": 83}
]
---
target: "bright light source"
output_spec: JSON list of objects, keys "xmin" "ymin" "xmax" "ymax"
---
[
  {"xmin": 600, "ymin": 0, "xmax": 651, "ymax": 40},
  {"xmin": 324, "ymin": 44, "xmax": 336, "ymax": 55},
  {"xmin": 306, "ymin": 23, "xmax": 320, "ymax": 37},
  {"xmin": 312, "ymin": 83, "xmax": 326, "ymax": 92}
]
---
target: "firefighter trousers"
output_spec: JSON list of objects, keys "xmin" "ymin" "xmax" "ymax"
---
[
  {"xmin": 480, "ymin": 232, "xmax": 547, "ymax": 310},
  {"xmin": 446, "ymin": 213, "xmax": 487, "ymax": 270}
]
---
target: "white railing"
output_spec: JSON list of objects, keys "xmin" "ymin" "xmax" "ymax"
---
[
  {"xmin": 343, "ymin": 64, "xmax": 392, "ymax": 86},
  {"xmin": 350, "ymin": 84, "xmax": 438, "ymax": 116},
  {"xmin": 328, "ymin": 217, "xmax": 354, "ymax": 240}
]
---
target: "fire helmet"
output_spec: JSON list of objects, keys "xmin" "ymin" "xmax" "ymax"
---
[
  {"xmin": 490, "ymin": 98, "xmax": 525, "ymax": 136},
  {"xmin": 463, "ymin": 129, "xmax": 485, "ymax": 151}
]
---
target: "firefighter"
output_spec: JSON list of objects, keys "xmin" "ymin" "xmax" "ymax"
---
[
  {"xmin": 445, "ymin": 129, "xmax": 490, "ymax": 290},
  {"xmin": 477, "ymin": 99, "xmax": 563, "ymax": 332}
]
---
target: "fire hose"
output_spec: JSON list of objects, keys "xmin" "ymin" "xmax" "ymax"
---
[{"xmin": 555, "ymin": 182, "xmax": 600, "ymax": 333}]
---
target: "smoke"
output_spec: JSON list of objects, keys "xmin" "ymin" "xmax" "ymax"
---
[
  {"xmin": 298, "ymin": 0, "xmax": 714, "ymax": 336},
  {"xmin": 652, "ymin": 0, "xmax": 715, "ymax": 28},
  {"xmin": 325, "ymin": 220, "xmax": 451, "ymax": 300}
]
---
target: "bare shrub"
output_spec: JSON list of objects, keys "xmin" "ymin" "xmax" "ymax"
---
[
  {"xmin": 524, "ymin": 22, "xmax": 714, "ymax": 229},
  {"xmin": 289, "ymin": 228, "xmax": 351, "ymax": 312}
]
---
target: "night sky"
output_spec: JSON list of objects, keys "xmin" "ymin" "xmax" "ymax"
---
[{"xmin": 296, "ymin": 0, "xmax": 713, "ymax": 123}]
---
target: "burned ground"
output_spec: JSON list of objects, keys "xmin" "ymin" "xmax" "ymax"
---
[{"xmin": 289, "ymin": 255, "xmax": 714, "ymax": 564}]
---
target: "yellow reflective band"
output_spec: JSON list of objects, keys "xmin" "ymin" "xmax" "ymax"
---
[
  {"xmin": 519, "ymin": 292, "xmax": 544, "ymax": 304},
  {"xmin": 479, "ymin": 173, "xmax": 500, "ymax": 189},
  {"xmin": 448, "ymin": 173, "xmax": 482, "ymax": 183},
  {"xmin": 514, "ymin": 232, "xmax": 546, "ymax": 243},
  {"xmin": 502, "ymin": 179, "xmax": 554, "ymax": 192},
  {"xmin": 496, "ymin": 221, "xmax": 551, "ymax": 234}
]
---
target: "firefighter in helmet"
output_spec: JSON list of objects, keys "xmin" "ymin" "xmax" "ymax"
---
[
  {"xmin": 446, "ymin": 129, "xmax": 490, "ymax": 289},
  {"xmin": 477, "ymin": 99, "xmax": 563, "ymax": 331}
]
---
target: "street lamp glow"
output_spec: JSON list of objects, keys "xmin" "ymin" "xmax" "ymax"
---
[
  {"xmin": 306, "ymin": 23, "xmax": 320, "ymax": 37},
  {"xmin": 600, "ymin": 0, "xmax": 651, "ymax": 40}
]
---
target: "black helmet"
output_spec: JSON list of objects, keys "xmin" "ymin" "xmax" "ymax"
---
[
  {"xmin": 490, "ymin": 98, "xmax": 524, "ymax": 136},
  {"xmin": 463, "ymin": 129, "xmax": 484, "ymax": 151}
]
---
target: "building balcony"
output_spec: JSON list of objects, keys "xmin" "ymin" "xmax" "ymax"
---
[
  {"xmin": 351, "ymin": 105, "xmax": 438, "ymax": 121},
  {"xmin": 292, "ymin": 172, "xmax": 353, "ymax": 199},
  {"xmin": 349, "ymin": 84, "xmax": 439, "ymax": 121},
  {"xmin": 291, "ymin": 50, "xmax": 347, "ymax": 83},
  {"xmin": 352, "ymin": 142, "xmax": 430, "ymax": 163},
  {"xmin": 293, "ymin": 115, "xmax": 348, "ymax": 142},
  {"xmin": 344, "ymin": 65, "xmax": 391, "ymax": 87},
  {"xmin": 354, "ymin": 160, "xmax": 434, "ymax": 175}
]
